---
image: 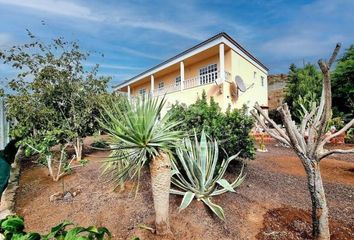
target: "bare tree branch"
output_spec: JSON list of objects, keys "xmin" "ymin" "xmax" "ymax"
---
[
  {"xmin": 278, "ymin": 104, "xmax": 305, "ymax": 154},
  {"xmin": 319, "ymin": 149, "xmax": 354, "ymax": 160},
  {"xmin": 250, "ymin": 109, "xmax": 290, "ymax": 146},
  {"xmin": 328, "ymin": 43, "xmax": 341, "ymax": 68},
  {"xmin": 253, "ymin": 103, "xmax": 291, "ymax": 142},
  {"xmin": 300, "ymin": 102, "xmax": 317, "ymax": 136}
]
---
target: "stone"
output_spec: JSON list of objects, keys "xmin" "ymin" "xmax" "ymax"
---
[{"xmin": 63, "ymin": 192, "xmax": 73, "ymax": 202}]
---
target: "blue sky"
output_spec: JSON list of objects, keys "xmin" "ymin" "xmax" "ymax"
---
[{"xmin": 0, "ymin": 0, "xmax": 353, "ymax": 88}]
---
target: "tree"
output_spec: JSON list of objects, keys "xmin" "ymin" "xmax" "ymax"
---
[
  {"xmin": 0, "ymin": 30, "xmax": 110, "ymax": 161},
  {"xmin": 284, "ymin": 63, "xmax": 322, "ymax": 121},
  {"xmin": 332, "ymin": 45, "xmax": 354, "ymax": 122},
  {"xmin": 251, "ymin": 43, "xmax": 354, "ymax": 240},
  {"xmin": 100, "ymin": 96, "xmax": 183, "ymax": 236}
]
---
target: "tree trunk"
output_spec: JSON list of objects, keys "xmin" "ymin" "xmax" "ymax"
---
[
  {"xmin": 307, "ymin": 162, "xmax": 330, "ymax": 240},
  {"xmin": 150, "ymin": 151, "xmax": 172, "ymax": 236},
  {"xmin": 74, "ymin": 137, "xmax": 83, "ymax": 162}
]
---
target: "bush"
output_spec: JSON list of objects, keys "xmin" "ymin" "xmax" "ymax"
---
[
  {"xmin": 91, "ymin": 139, "xmax": 109, "ymax": 149},
  {"xmin": 345, "ymin": 128, "xmax": 354, "ymax": 144},
  {"xmin": 168, "ymin": 91, "xmax": 255, "ymax": 159},
  {"xmin": 0, "ymin": 215, "xmax": 111, "ymax": 239}
]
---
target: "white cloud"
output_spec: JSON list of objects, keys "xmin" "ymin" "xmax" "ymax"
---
[
  {"xmin": 0, "ymin": 0, "xmax": 215, "ymax": 40},
  {"xmin": 86, "ymin": 62, "xmax": 144, "ymax": 71},
  {"xmin": 115, "ymin": 19, "xmax": 203, "ymax": 41},
  {"xmin": 261, "ymin": 34, "xmax": 346, "ymax": 58},
  {"xmin": 115, "ymin": 46, "xmax": 164, "ymax": 60},
  {"xmin": 0, "ymin": 0, "xmax": 102, "ymax": 21}
]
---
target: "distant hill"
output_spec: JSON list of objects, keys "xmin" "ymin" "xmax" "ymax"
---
[{"xmin": 268, "ymin": 74, "xmax": 288, "ymax": 110}]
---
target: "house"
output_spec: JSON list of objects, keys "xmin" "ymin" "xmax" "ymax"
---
[{"xmin": 114, "ymin": 32, "xmax": 268, "ymax": 114}]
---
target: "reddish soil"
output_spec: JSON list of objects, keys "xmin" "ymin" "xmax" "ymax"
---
[
  {"xmin": 257, "ymin": 207, "xmax": 353, "ymax": 240},
  {"xmin": 14, "ymin": 138, "xmax": 354, "ymax": 240}
]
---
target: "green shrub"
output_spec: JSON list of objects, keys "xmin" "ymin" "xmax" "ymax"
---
[
  {"xmin": 345, "ymin": 128, "xmax": 354, "ymax": 144},
  {"xmin": 91, "ymin": 139, "xmax": 109, "ymax": 149},
  {"xmin": 0, "ymin": 215, "xmax": 111, "ymax": 240},
  {"xmin": 171, "ymin": 131, "xmax": 245, "ymax": 220},
  {"xmin": 168, "ymin": 91, "xmax": 255, "ymax": 159}
]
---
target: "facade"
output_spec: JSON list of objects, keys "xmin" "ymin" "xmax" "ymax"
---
[{"xmin": 114, "ymin": 32, "xmax": 268, "ymax": 114}]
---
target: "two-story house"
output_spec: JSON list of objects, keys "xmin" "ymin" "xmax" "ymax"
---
[{"xmin": 114, "ymin": 32, "xmax": 268, "ymax": 114}]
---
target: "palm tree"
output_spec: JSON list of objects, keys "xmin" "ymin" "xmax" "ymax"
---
[{"xmin": 100, "ymin": 96, "xmax": 182, "ymax": 235}]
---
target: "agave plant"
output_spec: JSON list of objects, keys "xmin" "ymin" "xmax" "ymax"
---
[
  {"xmin": 99, "ymin": 96, "xmax": 183, "ymax": 235},
  {"xmin": 170, "ymin": 131, "xmax": 246, "ymax": 220},
  {"xmin": 0, "ymin": 215, "xmax": 111, "ymax": 240}
]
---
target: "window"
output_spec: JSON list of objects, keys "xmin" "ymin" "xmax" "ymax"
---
[
  {"xmin": 253, "ymin": 71, "xmax": 257, "ymax": 80},
  {"xmin": 175, "ymin": 76, "xmax": 181, "ymax": 86},
  {"xmin": 139, "ymin": 88, "xmax": 146, "ymax": 96},
  {"xmin": 199, "ymin": 63, "xmax": 218, "ymax": 85},
  {"xmin": 261, "ymin": 76, "xmax": 265, "ymax": 86},
  {"xmin": 158, "ymin": 81, "xmax": 164, "ymax": 90}
]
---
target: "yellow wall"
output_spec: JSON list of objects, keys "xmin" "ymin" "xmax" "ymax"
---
[{"xmin": 228, "ymin": 50, "xmax": 268, "ymax": 112}]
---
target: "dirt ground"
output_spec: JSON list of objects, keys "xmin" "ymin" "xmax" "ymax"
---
[{"xmin": 14, "ymin": 138, "xmax": 354, "ymax": 240}]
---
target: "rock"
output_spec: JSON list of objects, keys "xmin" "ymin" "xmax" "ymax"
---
[
  {"xmin": 63, "ymin": 192, "xmax": 73, "ymax": 202},
  {"xmin": 292, "ymin": 219, "xmax": 307, "ymax": 232},
  {"xmin": 0, "ymin": 209, "xmax": 13, "ymax": 220},
  {"xmin": 49, "ymin": 192, "xmax": 63, "ymax": 202}
]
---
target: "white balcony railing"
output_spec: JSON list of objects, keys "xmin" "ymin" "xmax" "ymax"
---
[{"xmin": 153, "ymin": 71, "xmax": 231, "ymax": 96}]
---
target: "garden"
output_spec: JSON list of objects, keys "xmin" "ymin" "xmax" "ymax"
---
[{"xmin": 0, "ymin": 32, "xmax": 353, "ymax": 240}]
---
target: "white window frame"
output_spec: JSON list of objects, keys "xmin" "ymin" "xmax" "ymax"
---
[
  {"xmin": 261, "ymin": 76, "xmax": 265, "ymax": 86},
  {"xmin": 139, "ymin": 88, "xmax": 146, "ymax": 96},
  {"xmin": 199, "ymin": 63, "xmax": 218, "ymax": 85},
  {"xmin": 175, "ymin": 76, "xmax": 181, "ymax": 86},
  {"xmin": 158, "ymin": 81, "xmax": 164, "ymax": 91}
]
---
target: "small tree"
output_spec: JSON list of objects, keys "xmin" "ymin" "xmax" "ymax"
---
[
  {"xmin": 251, "ymin": 43, "xmax": 354, "ymax": 240},
  {"xmin": 0, "ymin": 30, "xmax": 110, "ymax": 161},
  {"xmin": 284, "ymin": 63, "xmax": 323, "ymax": 121},
  {"xmin": 332, "ymin": 45, "xmax": 354, "ymax": 121},
  {"xmin": 24, "ymin": 129, "xmax": 84, "ymax": 182},
  {"xmin": 100, "ymin": 96, "xmax": 183, "ymax": 236}
]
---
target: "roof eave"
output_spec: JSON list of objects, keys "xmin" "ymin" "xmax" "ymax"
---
[{"xmin": 113, "ymin": 32, "xmax": 268, "ymax": 89}]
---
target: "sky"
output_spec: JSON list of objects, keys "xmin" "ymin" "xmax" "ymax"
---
[{"xmin": 0, "ymin": 0, "xmax": 353, "ymax": 88}]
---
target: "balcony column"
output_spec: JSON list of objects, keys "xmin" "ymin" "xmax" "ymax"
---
[
  {"xmin": 180, "ymin": 61, "xmax": 185, "ymax": 90},
  {"xmin": 127, "ymin": 85, "xmax": 131, "ymax": 101},
  {"xmin": 219, "ymin": 43, "xmax": 225, "ymax": 81},
  {"xmin": 150, "ymin": 75, "xmax": 155, "ymax": 96}
]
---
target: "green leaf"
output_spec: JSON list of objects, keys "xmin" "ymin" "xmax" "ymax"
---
[
  {"xmin": 201, "ymin": 198, "xmax": 225, "ymax": 221},
  {"xmin": 216, "ymin": 179, "xmax": 235, "ymax": 192},
  {"xmin": 179, "ymin": 191, "xmax": 195, "ymax": 211},
  {"xmin": 0, "ymin": 215, "xmax": 25, "ymax": 233}
]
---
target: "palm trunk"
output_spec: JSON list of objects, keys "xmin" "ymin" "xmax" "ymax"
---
[
  {"xmin": 150, "ymin": 151, "xmax": 172, "ymax": 236},
  {"xmin": 307, "ymin": 162, "xmax": 330, "ymax": 240}
]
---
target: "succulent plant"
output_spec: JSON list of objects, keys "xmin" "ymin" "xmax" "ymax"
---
[{"xmin": 170, "ymin": 130, "xmax": 246, "ymax": 220}]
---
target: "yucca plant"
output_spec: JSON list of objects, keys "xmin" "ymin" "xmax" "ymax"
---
[
  {"xmin": 0, "ymin": 215, "xmax": 111, "ymax": 240},
  {"xmin": 170, "ymin": 131, "xmax": 246, "ymax": 220},
  {"xmin": 99, "ymin": 96, "xmax": 183, "ymax": 235}
]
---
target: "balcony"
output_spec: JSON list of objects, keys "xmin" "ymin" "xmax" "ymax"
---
[{"xmin": 153, "ymin": 71, "xmax": 231, "ymax": 96}]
